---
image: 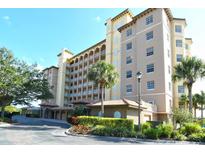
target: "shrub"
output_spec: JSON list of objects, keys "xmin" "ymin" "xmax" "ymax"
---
[
  {"xmin": 91, "ymin": 125, "xmax": 136, "ymax": 137},
  {"xmin": 188, "ymin": 133, "xmax": 205, "ymax": 142},
  {"xmin": 69, "ymin": 125, "xmax": 92, "ymax": 135},
  {"xmin": 78, "ymin": 116, "xmax": 134, "ymax": 131},
  {"xmin": 174, "ymin": 133, "xmax": 187, "ymax": 141},
  {"xmin": 173, "ymin": 109, "xmax": 193, "ymax": 126},
  {"xmin": 70, "ymin": 106, "xmax": 88, "ymax": 117},
  {"xmin": 0, "ymin": 117, "xmax": 12, "ymax": 123},
  {"xmin": 141, "ymin": 122, "xmax": 152, "ymax": 133},
  {"xmin": 157, "ymin": 123, "xmax": 173, "ymax": 139},
  {"xmin": 143, "ymin": 128, "xmax": 159, "ymax": 139},
  {"xmin": 196, "ymin": 119, "xmax": 205, "ymax": 127},
  {"xmin": 68, "ymin": 116, "xmax": 79, "ymax": 125},
  {"xmin": 180, "ymin": 123, "xmax": 202, "ymax": 136}
]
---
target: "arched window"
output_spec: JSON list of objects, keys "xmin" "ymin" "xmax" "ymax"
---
[{"xmin": 114, "ymin": 111, "xmax": 121, "ymax": 118}]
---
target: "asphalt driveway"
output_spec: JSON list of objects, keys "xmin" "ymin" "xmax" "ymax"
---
[{"xmin": 0, "ymin": 123, "xmax": 203, "ymax": 145}]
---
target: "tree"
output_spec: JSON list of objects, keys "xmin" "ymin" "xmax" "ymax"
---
[
  {"xmin": 87, "ymin": 61, "xmax": 119, "ymax": 117},
  {"xmin": 179, "ymin": 94, "xmax": 189, "ymax": 109},
  {"xmin": 172, "ymin": 56, "xmax": 205, "ymax": 114},
  {"xmin": 197, "ymin": 91, "xmax": 205, "ymax": 119},
  {"xmin": 0, "ymin": 47, "xmax": 53, "ymax": 119},
  {"xmin": 192, "ymin": 94, "xmax": 200, "ymax": 118},
  {"xmin": 173, "ymin": 108, "xmax": 193, "ymax": 127}
]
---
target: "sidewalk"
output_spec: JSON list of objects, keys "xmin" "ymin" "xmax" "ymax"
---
[{"xmin": 0, "ymin": 122, "xmax": 11, "ymax": 127}]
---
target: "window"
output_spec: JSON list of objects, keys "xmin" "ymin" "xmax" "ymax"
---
[
  {"xmin": 146, "ymin": 47, "xmax": 154, "ymax": 56},
  {"xmin": 126, "ymin": 56, "xmax": 132, "ymax": 64},
  {"xmin": 147, "ymin": 64, "xmax": 154, "ymax": 73},
  {"xmin": 146, "ymin": 15, "xmax": 153, "ymax": 25},
  {"xmin": 169, "ymin": 82, "xmax": 171, "ymax": 91},
  {"xmin": 126, "ymin": 70, "xmax": 132, "ymax": 78},
  {"xmin": 126, "ymin": 42, "xmax": 132, "ymax": 50},
  {"xmin": 175, "ymin": 25, "xmax": 182, "ymax": 33},
  {"xmin": 147, "ymin": 81, "xmax": 155, "ymax": 90},
  {"xmin": 114, "ymin": 111, "xmax": 121, "ymax": 118},
  {"xmin": 168, "ymin": 65, "xmax": 171, "ymax": 74},
  {"xmin": 177, "ymin": 54, "xmax": 183, "ymax": 62},
  {"xmin": 176, "ymin": 40, "xmax": 183, "ymax": 47},
  {"xmin": 126, "ymin": 28, "xmax": 132, "ymax": 37},
  {"xmin": 146, "ymin": 31, "xmax": 153, "ymax": 40},
  {"xmin": 178, "ymin": 85, "xmax": 185, "ymax": 93},
  {"xmin": 126, "ymin": 84, "xmax": 132, "ymax": 93}
]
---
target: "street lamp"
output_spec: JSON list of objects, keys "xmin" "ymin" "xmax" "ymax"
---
[{"xmin": 136, "ymin": 71, "xmax": 142, "ymax": 131}]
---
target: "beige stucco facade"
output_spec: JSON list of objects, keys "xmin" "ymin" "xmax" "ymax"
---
[{"xmin": 41, "ymin": 8, "xmax": 192, "ymax": 122}]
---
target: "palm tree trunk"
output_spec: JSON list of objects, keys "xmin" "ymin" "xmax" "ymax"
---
[
  {"xmin": 201, "ymin": 103, "xmax": 203, "ymax": 119},
  {"xmin": 194, "ymin": 107, "xmax": 196, "ymax": 119},
  {"xmin": 188, "ymin": 86, "xmax": 193, "ymax": 114},
  {"xmin": 100, "ymin": 85, "xmax": 104, "ymax": 117}
]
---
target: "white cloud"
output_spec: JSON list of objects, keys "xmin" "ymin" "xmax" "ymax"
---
[
  {"xmin": 36, "ymin": 64, "xmax": 44, "ymax": 71},
  {"xmin": 2, "ymin": 15, "xmax": 11, "ymax": 25},
  {"xmin": 94, "ymin": 16, "xmax": 101, "ymax": 22},
  {"xmin": 2, "ymin": 16, "xmax": 10, "ymax": 20}
]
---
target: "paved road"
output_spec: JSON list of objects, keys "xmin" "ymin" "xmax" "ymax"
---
[
  {"xmin": 0, "ymin": 124, "xmax": 203, "ymax": 145},
  {"xmin": 0, "ymin": 124, "xmax": 136, "ymax": 145}
]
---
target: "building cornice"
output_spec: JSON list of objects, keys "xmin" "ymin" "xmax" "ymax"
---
[
  {"xmin": 57, "ymin": 49, "xmax": 74, "ymax": 57},
  {"xmin": 118, "ymin": 8, "xmax": 173, "ymax": 32},
  {"xmin": 105, "ymin": 8, "xmax": 134, "ymax": 25},
  {"xmin": 43, "ymin": 65, "xmax": 58, "ymax": 72},
  {"xmin": 69, "ymin": 39, "xmax": 106, "ymax": 60}
]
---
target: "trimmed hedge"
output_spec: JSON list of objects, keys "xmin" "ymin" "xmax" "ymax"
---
[
  {"xmin": 92, "ymin": 125, "xmax": 136, "ymax": 137},
  {"xmin": 77, "ymin": 116, "xmax": 134, "ymax": 131}
]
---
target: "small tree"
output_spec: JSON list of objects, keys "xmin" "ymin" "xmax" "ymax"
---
[
  {"xmin": 172, "ymin": 56, "xmax": 205, "ymax": 114},
  {"xmin": 87, "ymin": 61, "xmax": 119, "ymax": 117},
  {"xmin": 173, "ymin": 108, "xmax": 193, "ymax": 127}
]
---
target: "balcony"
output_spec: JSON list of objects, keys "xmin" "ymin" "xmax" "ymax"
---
[
  {"xmin": 88, "ymin": 82, "xmax": 93, "ymax": 86},
  {"xmin": 101, "ymin": 50, "xmax": 106, "ymax": 55},
  {"xmin": 94, "ymin": 53, "xmax": 100, "ymax": 59},
  {"xmin": 83, "ymin": 91, "xmax": 87, "ymax": 95},
  {"xmin": 93, "ymin": 89, "xmax": 98, "ymax": 93},
  {"xmin": 88, "ymin": 90, "xmax": 92, "ymax": 95},
  {"xmin": 89, "ymin": 56, "xmax": 93, "ymax": 60}
]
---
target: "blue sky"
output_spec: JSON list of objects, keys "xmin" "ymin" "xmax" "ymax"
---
[{"xmin": 0, "ymin": 8, "xmax": 205, "ymax": 93}]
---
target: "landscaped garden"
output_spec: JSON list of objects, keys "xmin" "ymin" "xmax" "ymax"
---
[{"xmin": 67, "ymin": 107, "xmax": 205, "ymax": 143}]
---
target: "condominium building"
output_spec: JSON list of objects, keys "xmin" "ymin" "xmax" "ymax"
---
[{"xmin": 40, "ymin": 8, "xmax": 192, "ymax": 122}]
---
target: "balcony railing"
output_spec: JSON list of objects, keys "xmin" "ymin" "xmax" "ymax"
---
[{"xmin": 101, "ymin": 50, "xmax": 106, "ymax": 55}]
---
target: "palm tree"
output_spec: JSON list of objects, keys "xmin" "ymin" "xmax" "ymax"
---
[
  {"xmin": 87, "ymin": 61, "xmax": 119, "ymax": 117},
  {"xmin": 172, "ymin": 56, "xmax": 205, "ymax": 114},
  {"xmin": 179, "ymin": 94, "xmax": 189, "ymax": 109},
  {"xmin": 192, "ymin": 94, "xmax": 200, "ymax": 118},
  {"xmin": 198, "ymin": 91, "xmax": 205, "ymax": 119}
]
